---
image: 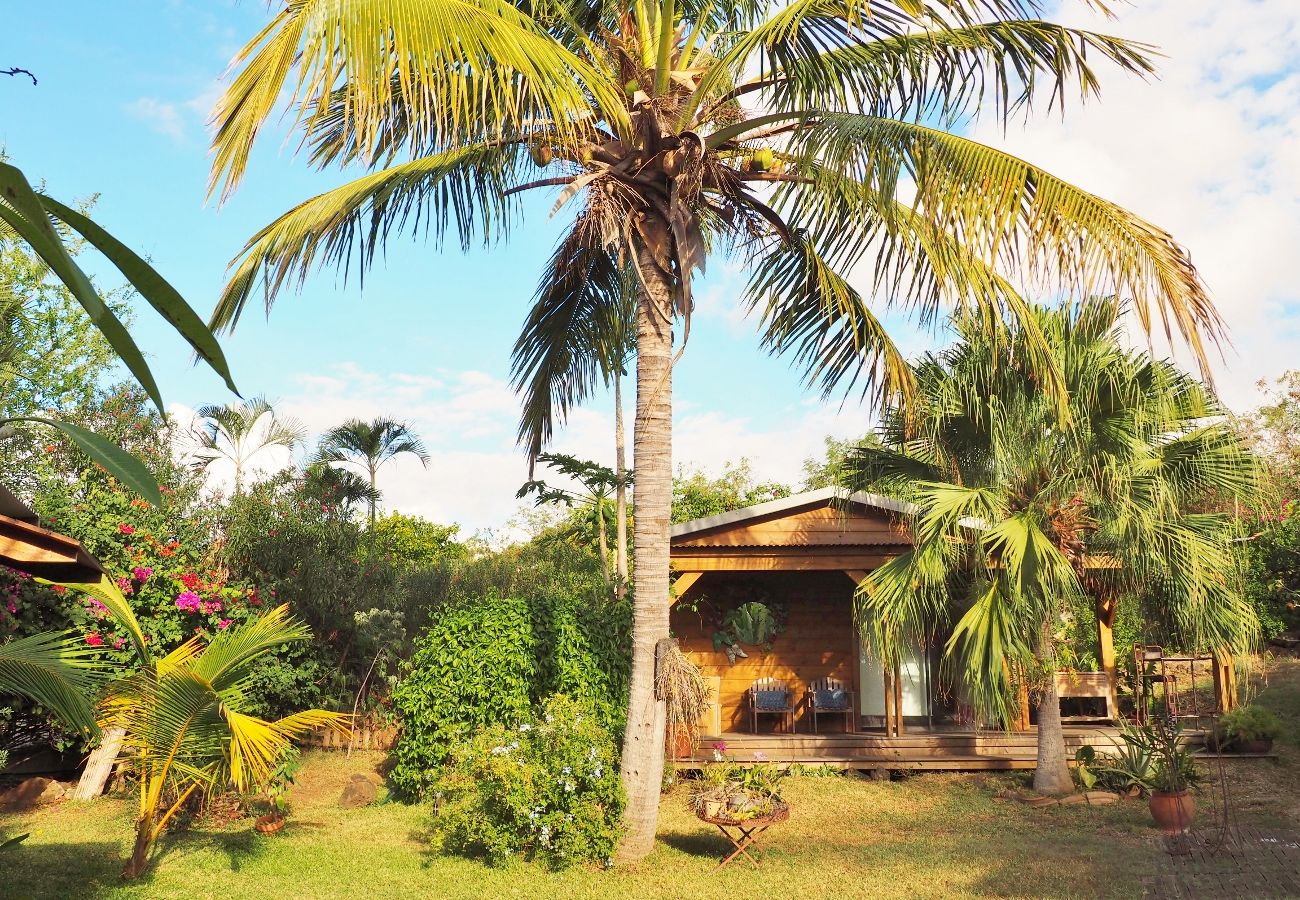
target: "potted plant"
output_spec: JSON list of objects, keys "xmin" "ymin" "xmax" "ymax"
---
[
  {"xmin": 253, "ymin": 747, "xmax": 301, "ymax": 835},
  {"xmin": 1144, "ymin": 718, "xmax": 1201, "ymax": 834},
  {"xmin": 1210, "ymin": 706, "xmax": 1283, "ymax": 754},
  {"xmin": 687, "ymin": 744, "xmax": 789, "ymax": 824}
]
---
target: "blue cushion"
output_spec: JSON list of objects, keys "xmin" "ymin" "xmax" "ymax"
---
[
  {"xmin": 753, "ymin": 689, "xmax": 789, "ymax": 710},
  {"xmin": 815, "ymin": 688, "xmax": 848, "ymax": 710}
]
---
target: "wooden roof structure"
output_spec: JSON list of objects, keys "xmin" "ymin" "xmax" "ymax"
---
[
  {"xmin": 0, "ymin": 484, "xmax": 105, "ymax": 584},
  {"xmin": 670, "ymin": 487, "xmax": 913, "ymax": 574}
]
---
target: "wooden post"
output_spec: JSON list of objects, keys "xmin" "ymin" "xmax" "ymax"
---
[
  {"xmin": 883, "ymin": 668, "xmax": 895, "ymax": 737},
  {"xmin": 1096, "ymin": 596, "xmax": 1119, "ymax": 722},
  {"xmin": 893, "ymin": 664, "xmax": 905, "ymax": 736},
  {"xmin": 1212, "ymin": 647, "xmax": 1237, "ymax": 713}
]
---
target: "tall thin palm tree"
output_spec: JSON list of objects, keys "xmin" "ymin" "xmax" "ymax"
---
[
  {"xmin": 191, "ymin": 396, "xmax": 305, "ymax": 495},
  {"xmin": 314, "ymin": 418, "xmax": 430, "ymax": 525},
  {"xmin": 846, "ymin": 301, "xmax": 1260, "ymax": 795},
  {"xmin": 206, "ymin": 0, "xmax": 1225, "ymax": 857}
]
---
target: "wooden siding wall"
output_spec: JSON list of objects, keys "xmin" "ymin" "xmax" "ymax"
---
[{"xmin": 671, "ymin": 571, "xmax": 857, "ymax": 734}]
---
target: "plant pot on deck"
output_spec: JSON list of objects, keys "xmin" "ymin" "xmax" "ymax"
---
[{"xmin": 1148, "ymin": 790, "xmax": 1195, "ymax": 834}]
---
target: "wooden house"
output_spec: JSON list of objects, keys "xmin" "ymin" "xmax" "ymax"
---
[{"xmin": 669, "ymin": 487, "xmax": 1227, "ymax": 770}]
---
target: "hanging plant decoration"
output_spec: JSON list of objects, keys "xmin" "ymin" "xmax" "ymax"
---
[{"xmin": 712, "ymin": 601, "xmax": 786, "ymax": 664}]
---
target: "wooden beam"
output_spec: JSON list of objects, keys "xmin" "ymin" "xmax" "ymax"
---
[
  {"xmin": 667, "ymin": 553, "xmax": 897, "ymax": 572},
  {"xmin": 844, "ymin": 570, "xmax": 869, "ymax": 585},
  {"xmin": 1096, "ymin": 596, "xmax": 1119, "ymax": 721},
  {"xmin": 670, "ymin": 572, "xmax": 703, "ymax": 603}
]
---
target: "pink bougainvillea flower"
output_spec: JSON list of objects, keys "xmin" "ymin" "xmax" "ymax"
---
[
  {"xmin": 217, "ymin": 618, "xmax": 232, "ymax": 630},
  {"xmin": 132, "ymin": 566, "xmax": 153, "ymax": 582},
  {"xmin": 118, "ymin": 523, "xmax": 135, "ymax": 535},
  {"xmin": 115, "ymin": 576, "xmax": 134, "ymax": 595},
  {"xmin": 175, "ymin": 591, "xmax": 202, "ymax": 613},
  {"xmin": 85, "ymin": 633, "xmax": 104, "ymax": 647},
  {"xmin": 5, "ymin": 599, "xmax": 16, "ymax": 614},
  {"xmin": 113, "ymin": 636, "xmax": 125, "ymax": 650},
  {"xmin": 714, "ymin": 741, "xmax": 727, "ymax": 754}
]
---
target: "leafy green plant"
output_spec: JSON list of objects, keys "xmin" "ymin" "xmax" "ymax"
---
[
  {"xmin": 710, "ymin": 600, "xmax": 786, "ymax": 662},
  {"xmin": 688, "ymin": 742, "xmax": 789, "ymax": 822},
  {"xmin": 390, "ymin": 583, "xmax": 629, "ymax": 799},
  {"xmin": 1217, "ymin": 705, "xmax": 1284, "ymax": 746},
  {"xmin": 432, "ymin": 694, "xmax": 624, "ymax": 870}
]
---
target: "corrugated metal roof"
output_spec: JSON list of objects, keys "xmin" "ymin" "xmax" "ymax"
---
[{"xmin": 671, "ymin": 487, "xmax": 913, "ymax": 541}]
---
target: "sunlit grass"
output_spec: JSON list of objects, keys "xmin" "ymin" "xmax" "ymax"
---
[{"xmin": 4, "ymin": 659, "xmax": 1298, "ymax": 900}]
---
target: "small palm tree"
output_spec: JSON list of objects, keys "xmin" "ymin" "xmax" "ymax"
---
[
  {"xmin": 191, "ymin": 396, "xmax": 305, "ymax": 495},
  {"xmin": 79, "ymin": 581, "xmax": 348, "ymax": 879},
  {"xmin": 847, "ymin": 301, "xmax": 1260, "ymax": 795},
  {"xmin": 314, "ymin": 418, "xmax": 429, "ymax": 525}
]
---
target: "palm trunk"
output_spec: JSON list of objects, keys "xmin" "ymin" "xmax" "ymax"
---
[
  {"xmin": 596, "ymin": 502, "xmax": 613, "ymax": 590},
  {"xmin": 72, "ymin": 726, "xmax": 125, "ymax": 801},
  {"xmin": 617, "ymin": 251, "xmax": 674, "ymax": 862},
  {"xmin": 613, "ymin": 368, "xmax": 629, "ymax": 601},
  {"xmin": 1032, "ymin": 625, "xmax": 1072, "ymax": 795},
  {"xmin": 121, "ymin": 816, "xmax": 153, "ymax": 879},
  {"xmin": 368, "ymin": 461, "xmax": 378, "ymax": 527}
]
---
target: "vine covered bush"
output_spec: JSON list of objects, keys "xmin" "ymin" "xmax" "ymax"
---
[
  {"xmin": 431, "ymin": 694, "xmax": 624, "ymax": 869},
  {"xmin": 389, "ymin": 581, "xmax": 630, "ymax": 799}
]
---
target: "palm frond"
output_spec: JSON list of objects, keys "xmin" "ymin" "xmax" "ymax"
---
[
  {"xmin": 209, "ymin": 0, "xmax": 624, "ymax": 199},
  {"xmin": 213, "ymin": 144, "xmax": 527, "ymax": 333},
  {"xmin": 0, "ymin": 630, "xmax": 102, "ymax": 734}
]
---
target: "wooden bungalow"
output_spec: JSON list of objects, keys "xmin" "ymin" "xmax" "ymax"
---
[
  {"xmin": 0, "ymin": 484, "xmax": 105, "ymax": 584},
  {"xmin": 669, "ymin": 488, "xmax": 1228, "ymax": 770}
]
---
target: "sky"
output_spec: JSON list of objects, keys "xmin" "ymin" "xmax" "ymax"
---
[{"xmin": 3, "ymin": 1, "xmax": 1298, "ymax": 535}]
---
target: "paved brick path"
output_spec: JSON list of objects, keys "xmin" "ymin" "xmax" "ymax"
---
[{"xmin": 1142, "ymin": 826, "xmax": 1300, "ymax": 898}]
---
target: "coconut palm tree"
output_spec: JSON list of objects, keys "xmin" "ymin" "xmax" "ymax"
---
[
  {"xmin": 846, "ymin": 301, "xmax": 1260, "ymax": 795},
  {"xmin": 191, "ymin": 396, "xmax": 306, "ymax": 495},
  {"xmin": 314, "ymin": 418, "xmax": 430, "ymax": 525},
  {"xmin": 206, "ymin": 0, "xmax": 1226, "ymax": 856}
]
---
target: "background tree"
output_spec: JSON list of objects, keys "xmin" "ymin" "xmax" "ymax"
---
[
  {"xmin": 515, "ymin": 264, "xmax": 638, "ymax": 599},
  {"xmin": 672, "ymin": 459, "xmax": 790, "ymax": 524},
  {"xmin": 518, "ymin": 452, "xmax": 631, "ymax": 594},
  {"xmin": 206, "ymin": 0, "xmax": 1227, "ymax": 857},
  {"xmin": 801, "ymin": 433, "xmax": 879, "ymax": 491},
  {"xmin": 847, "ymin": 301, "xmax": 1259, "ymax": 795},
  {"xmin": 314, "ymin": 418, "xmax": 430, "ymax": 526},
  {"xmin": 190, "ymin": 397, "xmax": 305, "ymax": 495}
]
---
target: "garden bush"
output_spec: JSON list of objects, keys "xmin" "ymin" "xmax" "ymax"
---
[
  {"xmin": 431, "ymin": 694, "xmax": 624, "ymax": 870},
  {"xmin": 390, "ymin": 592, "xmax": 538, "ymax": 798},
  {"xmin": 389, "ymin": 581, "xmax": 630, "ymax": 799}
]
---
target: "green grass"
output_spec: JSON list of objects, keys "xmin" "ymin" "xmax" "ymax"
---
[{"xmin": 5, "ymin": 659, "xmax": 1298, "ymax": 900}]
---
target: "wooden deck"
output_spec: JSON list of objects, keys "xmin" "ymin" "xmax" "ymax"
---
[{"xmin": 679, "ymin": 726, "xmax": 1207, "ymax": 771}]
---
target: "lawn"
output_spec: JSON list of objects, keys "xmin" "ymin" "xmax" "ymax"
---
[{"xmin": 5, "ymin": 660, "xmax": 1298, "ymax": 900}]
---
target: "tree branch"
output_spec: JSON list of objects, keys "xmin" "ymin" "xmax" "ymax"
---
[{"xmin": 1, "ymin": 67, "xmax": 37, "ymax": 85}]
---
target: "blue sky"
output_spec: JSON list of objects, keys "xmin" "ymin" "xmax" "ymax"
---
[{"xmin": 4, "ymin": 1, "xmax": 1299, "ymax": 531}]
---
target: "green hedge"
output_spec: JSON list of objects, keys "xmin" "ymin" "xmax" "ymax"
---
[{"xmin": 389, "ymin": 589, "xmax": 630, "ymax": 799}]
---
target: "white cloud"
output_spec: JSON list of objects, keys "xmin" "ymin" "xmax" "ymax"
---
[
  {"xmin": 126, "ymin": 82, "xmax": 224, "ymax": 144},
  {"xmin": 174, "ymin": 361, "xmax": 875, "ymax": 533}
]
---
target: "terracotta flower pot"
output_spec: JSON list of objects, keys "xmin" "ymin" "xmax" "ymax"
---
[
  {"xmin": 1149, "ymin": 790, "xmax": 1195, "ymax": 834},
  {"xmin": 254, "ymin": 813, "xmax": 286, "ymax": 835}
]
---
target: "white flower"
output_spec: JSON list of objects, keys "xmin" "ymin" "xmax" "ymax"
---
[
  {"xmin": 562, "ymin": 766, "xmax": 572, "ymax": 775},
  {"xmin": 593, "ymin": 764, "xmax": 603, "ymax": 778},
  {"xmin": 490, "ymin": 745, "xmax": 509, "ymax": 755},
  {"xmin": 519, "ymin": 723, "xmax": 532, "ymax": 732}
]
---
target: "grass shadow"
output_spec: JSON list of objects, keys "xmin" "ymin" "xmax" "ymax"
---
[
  {"xmin": 658, "ymin": 828, "xmax": 728, "ymax": 860},
  {"xmin": 4, "ymin": 840, "xmax": 128, "ymax": 899}
]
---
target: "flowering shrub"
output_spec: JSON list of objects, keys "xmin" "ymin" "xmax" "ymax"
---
[{"xmin": 431, "ymin": 695, "xmax": 624, "ymax": 870}]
